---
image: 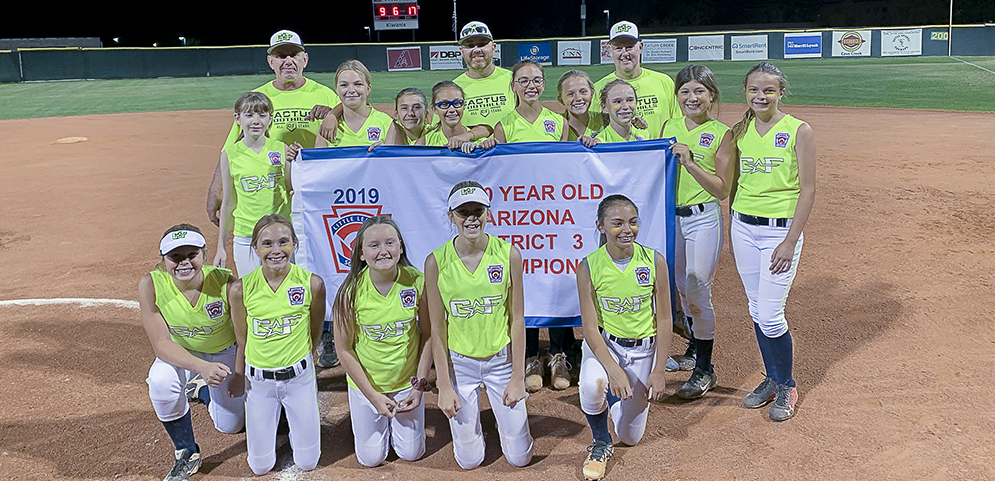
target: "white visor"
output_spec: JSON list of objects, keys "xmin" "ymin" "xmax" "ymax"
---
[
  {"xmin": 448, "ymin": 186, "xmax": 491, "ymax": 210},
  {"xmin": 159, "ymin": 230, "xmax": 207, "ymax": 255}
]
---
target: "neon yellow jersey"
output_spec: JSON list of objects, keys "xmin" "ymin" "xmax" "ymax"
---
[
  {"xmin": 433, "ymin": 235, "xmax": 512, "ymax": 358},
  {"xmin": 593, "ymin": 68, "xmax": 681, "ymax": 140},
  {"xmin": 326, "ymin": 108, "xmax": 394, "ymax": 147},
  {"xmin": 593, "ymin": 124, "xmax": 649, "ymax": 143},
  {"xmin": 662, "ymin": 117, "xmax": 730, "ymax": 206},
  {"xmin": 223, "ymin": 78, "xmax": 340, "ymax": 150},
  {"xmin": 454, "ymin": 68, "xmax": 514, "ymax": 128},
  {"xmin": 242, "ymin": 264, "xmax": 314, "ymax": 369},
  {"xmin": 422, "ymin": 126, "xmax": 451, "ymax": 147},
  {"xmin": 150, "ymin": 266, "xmax": 235, "ymax": 354},
  {"xmin": 499, "ymin": 107, "xmax": 564, "ymax": 143},
  {"xmin": 586, "ymin": 243, "xmax": 657, "ymax": 340},
  {"xmin": 347, "ymin": 265, "xmax": 424, "ymax": 393},
  {"xmin": 225, "ymin": 137, "xmax": 291, "ymax": 238},
  {"xmin": 564, "ymin": 114, "xmax": 603, "ymax": 141},
  {"xmin": 732, "ymin": 114, "xmax": 805, "ymax": 219}
]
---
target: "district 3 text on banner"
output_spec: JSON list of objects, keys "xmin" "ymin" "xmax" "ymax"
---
[{"xmin": 292, "ymin": 140, "xmax": 678, "ymax": 328}]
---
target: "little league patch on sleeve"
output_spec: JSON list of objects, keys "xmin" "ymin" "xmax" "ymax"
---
[
  {"xmin": 774, "ymin": 132, "xmax": 790, "ymax": 148},
  {"xmin": 287, "ymin": 286, "xmax": 306, "ymax": 306},
  {"xmin": 634, "ymin": 266, "xmax": 652, "ymax": 285},
  {"xmin": 399, "ymin": 288, "xmax": 417, "ymax": 308},
  {"xmin": 544, "ymin": 119, "xmax": 557, "ymax": 134},
  {"xmin": 268, "ymin": 151, "xmax": 283, "ymax": 165},
  {"xmin": 367, "ymin": 127, "xmax": 382, "ymax": 142},
  {"xmin": 487, "ymin": 264, "xmax": 504, "ymax": 284},
  {"xmin": 699, "ymin": 132, "xmax": 715, "ymax": 148},
  {"xmin": 205, "ymin": 300, "xmax": 225, "ymax": 319}
]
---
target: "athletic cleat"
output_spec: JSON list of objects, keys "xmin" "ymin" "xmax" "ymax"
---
[
  {"xmin": 184, "ymin": 375, "xmax": 207, "ymax": 405},
  {"xmin": 768, "ymin": 383, "xmax": 798, "ymax": 422},
  {"xmin": 582, "ymin": 440, "xmax": 614, "ymax": 480},
  {"xmin": 672, "ymin": 339, "xmax": 697, "ymax": 371},
  {"xmin": 676, "ymin": 367, "xmax": 716, "ymax": 400},
  {"xmin": 316, "ymin": 331, "xmax": 340, "ymax": 368},
  {"xmin": 163, "ymin": 447, "xmax": 201, "ymax": 481},
  {"xmin": 743, "ymin": 376, "xmax": 777, "ymax": 409},
  {"xmin": 548, "ymin": 352, "xmax": 572, "ymax": 390},
  {"xmin": 525, "ymin": 355, "xmax": 544, "ymax": 392},
  {"xmin": 673, "ymin": 310, "xmax": 694, "ymax": 341},
  {"xmin": 665, "ymin": 356, "xmax": 680, "ymax": 372}
]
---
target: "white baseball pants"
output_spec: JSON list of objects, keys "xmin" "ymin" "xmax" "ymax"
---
[
  {"xmin": 675, "ymin": 201, "xmax": 723, "ymax": 340},
  {"xmin": 730, "ymin": 214, "xmax": 803, "ymax": 338},
  {"xmin": 579, "ymin": 331, "xmax": 655, "ymax": 446},
  {"xmin": 347, "ymin": 384, "xmax": 426, "ymax": 467},
  {"xmin": 146, "ymin": 343, "xmax": 245, "ymax": 434},
  {"xmin": 244, "ymin": 356, "xmax": 320, "ymax": 475}
]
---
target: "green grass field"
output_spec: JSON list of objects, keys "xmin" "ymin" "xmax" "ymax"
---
[{"xmin": 1, "ymin": 56, "xmax": 993, "ymax": 119}]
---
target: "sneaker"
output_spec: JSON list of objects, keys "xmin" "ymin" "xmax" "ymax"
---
[
  {"xmin": 676, "ymin": 367, "xmax": 716, "ymax": 400},
  {"xmin": 582, "ymin": 440, "xmax": 614, "ymax": 480},
  {"xmin": 316, "ymin": 331, "xmax": 340, "ymax": 368},
  {"xmin": 525, "ymin": 355, "xmax": 544, "ymax": 392},
  {"xmin": 743, "ymin": 376, "xmax": 777, "ymax": 409},
  {"xmin": 672, "ymin": 310, "xmax": 694, "ymax": 341},
  {"xmin": 665, "ymin": 357, "xmax": 680, "ymax": 372},
  {"xmin": 672, "ymin": 340, "xmax": 696, "ymax": 371},
  {"xmin": 548, "ymin": 352, "xmax": 572, "ymax": 390},
  {"xmin": 184, "ymin": 375, "xmax": 207, "ymax": 405},
  {"xmin": 769, "ymin": 383, "xmax": 798, "ymax": 422},
  {"xmin": 163, "ymin": 447, "xmax": 201, "ymax": 481}
]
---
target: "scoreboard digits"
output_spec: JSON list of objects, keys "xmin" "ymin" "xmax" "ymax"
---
[{"xmin": 372, "ymin": 1, "xmax": 419, "ymax": 31}]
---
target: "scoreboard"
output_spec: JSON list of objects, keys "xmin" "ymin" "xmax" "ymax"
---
[{"xmin": 372, "ymin": 1, "xmax": 419, "ymax": 31}]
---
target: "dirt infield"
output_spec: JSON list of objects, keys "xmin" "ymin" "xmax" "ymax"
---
[{"xmin": 1, "ymin": 105, "xmax": 994, "ymax": 480}]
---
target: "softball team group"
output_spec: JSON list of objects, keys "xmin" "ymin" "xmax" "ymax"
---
[{"xmin": 140, "ymin": 21, "xmax": 815, "ymax": 481}]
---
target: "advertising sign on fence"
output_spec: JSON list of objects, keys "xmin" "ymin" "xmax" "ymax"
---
[
  {"xmin": 386, "ymin": 47, "xmax": 421, "ymax": 71},
  {"xmin": 642, "ymin": 39, "xmax": 678, "ymax": 63},
  {"xmin": 557, "ymin": 41, "xmax": 592, "ymax": 66},
  {"xmin": 784, "ymin": 33, "xmax": 822, "ymax": 58},
  {"xmin": 881, "ymin": 29, "xmax": 922, "ymax": 56},
  {"xmin": 687, "ymin": 35, "xmax": 724, "ymax": 61},
  {"xmin": 518, "ymin": 42, "xmax": 553, "ymax": 65},
  {"xmin": 832, "ymin": 30, "xmax": 872, "ymax": 57},
  {"xmin": 600, "ymin": 40, "xmax": 612, "ymax": 64},
  {"xmin": 731, "ymin": 34, "xmax": 768, "ymax": 61},
  {"xmin": 430, "ymin": 44, "xmax": 502, "ymax": 70}
]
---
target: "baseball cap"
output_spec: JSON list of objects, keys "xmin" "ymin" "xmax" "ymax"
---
[
  {"xmin": 448, "ymin": 185, "xmax": 491, "ymax": 210},
  {"xmin": 459, "ymin": 21, "xmax": 493, "ymax": 44},
  {"xmin": 609, "ymin": 21, "xmax": 640, "ymax": 42},
  {"xmin": 268, "ymin": 30, "xmax": 305, "ymax": 54},
  {"xmin": 159, "ymin": 229, "xmax": 207, "ymax": 255}
]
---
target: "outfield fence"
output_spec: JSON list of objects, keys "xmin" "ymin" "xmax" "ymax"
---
[{"xmin": 1, "ymin": 24, "xmax": 992, "ymax": 83}]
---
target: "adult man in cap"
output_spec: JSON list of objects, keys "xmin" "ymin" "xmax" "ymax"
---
[
  {"xmin": 205, "ymin": 29, "xmax": 342, "ymax": 368},
  {"xmin": 593, "ymin": 21, "xmax": 681, "ymax": 139},
  {"xmin": 453, "ymin": 21, "xmax": 515, "ymax": 131}
]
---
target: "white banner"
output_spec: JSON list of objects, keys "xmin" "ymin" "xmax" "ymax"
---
[
  {"xmin": 832, "ymin": 30, "xmax": 871, "ymax": 57},
  {"xmin": 557, "ymin": 41, "xmax": 592, "ymax": 66},
  {"xmin": 731, "ymin": 34, "xmax": 768, "ymax": 61},
  {"xmin": 881, "ymin": 29, "xmax": 922, "ymax": 56},
  {"xmin": 688, "ymin": 35, "xmax": 724, "ymax": 61},
  {"xmin": 293, "ymin": 141, "xmax": 677, "ymax": 327},
  {"xmin": 429, "ymin": 44, "xmax": 502, "ymax": 70},
  {"xmin": 642, "ymin": 39, "xmax": 678, "ymax": 63}
]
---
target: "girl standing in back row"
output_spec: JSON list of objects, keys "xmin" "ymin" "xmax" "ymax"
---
[{"xmin": 730, "ymin": 62, "xmax": 815, "ymax": 422}]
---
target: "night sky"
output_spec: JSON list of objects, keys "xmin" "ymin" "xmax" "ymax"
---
[{"xmin": 5, "ymin": 1, "xmax": 991, "ymax": 48}]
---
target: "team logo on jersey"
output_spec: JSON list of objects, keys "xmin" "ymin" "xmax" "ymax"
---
[
  {"xmin": 600, "ymin": 293, "xmax": 652, "ymax": 314},
  {"xmin": 168, "ymin": 318, "xmax": 227, "ymax": 338},
  {"xmin": 253, "ymin": 314, "xmax": 301, "ymax": 338},
  {"xmin": 361, "ymin": 318, "xmax": 413, "ymax": 341},
  {"xmin": 399, "ymin": 288, "xmax": 417, "ymax": 308},
  {"xmin": 205, "ymin": 300, "xmax": 225, "ymax": 319},
  {"xmin": 287, "ymin": 286, "xmax": 306, "ymax": 306},
  {"xmin": 487, "ymin": 264, "xmax": 504, "ymax": 284},
  {"xmin": 367, "ymin": 127, "xmax": 382, "ymax": 142},
  {"xmin": 324, "ymin": 205, "xmax": 390, "ymax": 273},
  {"xmin": 774, "ymin": 132, "xmax": 790, "ymax": 148},
  {"xmin": 544, "ymin": 119, "xmax": 557, "ymax": 134},
  {"xmin": 449, "ymin": 295, "xmax": 504, "ymax": 318},
  {"xmin": 634, "ymin": 266, "xmax": 651, "ymax": 285},
  {"xmin": 699, "ymin": 132, "xmax": 715, "ymax": 148},
  {"xmin": 268, "ymin": 151, "xmax": 282, "ymax": 165}
]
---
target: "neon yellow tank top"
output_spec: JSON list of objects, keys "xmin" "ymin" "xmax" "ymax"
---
[
  {"xmin": 732, "ymin": 114, "xmax": 805, "ymax": 218},
  {"xmin": 347, "ymin": 265, "xmax": 425, "ymax": 393},
  {"xmin": 422, "ymin": 126, "xmax": 451, "ymax": 147},
  {"xmin": 150, "ymin": 265, "xmax": 235, "ymax": 354},
  {"xmin": 564, "ymin": 114, "xmax": 603, "ymax": 141},
  {"xmin": 327, "ymin": 108, "xmax": 395, "ymax": 147},
  {"xmin": 499, "ymin": 107, "xmax": 564, "ymax": 142},
  {"xmin": 242, "ymin": 264, "xmax": 314, "ymax": 369},
  {"xmin": 454, "ymin": 68, "xmax": 514, "ymax": 128},
  {"xmin": 225, "ymin": 137, "xmax": 291, "ymax": 238},
  {"xmin": 222, "ymin": 77, "xmax": 341, "ymax": 150},
  {"xmin": 662, "ymin": 117, "xmax": 730, "ymax": 206},
  {"xmin": 585, "ymin": 243, "xmax": 657, "ymax": 340},
  {"xmin": 433, "ymin": 235, "xmax": 512, "ymax": 358},
  {"xmin": 594, "ymin": 124, "xmax": 649, "ymax": 143}
]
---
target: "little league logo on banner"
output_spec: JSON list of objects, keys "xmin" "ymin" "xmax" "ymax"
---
[{"xmin": 293, "ymin": 141, "xmax": 678, "ymax": 328}]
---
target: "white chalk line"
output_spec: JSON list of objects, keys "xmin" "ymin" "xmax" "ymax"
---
[
  {"xmin": 0, "ymin": 298, "xmax": 139, "ymax": 309},
  {"xmin": 950, "ymin": 56, "xmax": 995, "ymax": 75}
]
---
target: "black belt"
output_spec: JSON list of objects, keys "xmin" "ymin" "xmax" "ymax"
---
[
  {"xmin": 735, "ymin": 211, "xmax": 790, "ymax": 228},
  {"xmin": 676, "ymin": 203, "xmax": 707, "ymax": 217},
  {"xmin": 601, "ymin": 327, "xmax": 654, "ymax": 347},
  {"xmin": 250, "ymin": 358, "xmax": 307, "ymax": 381}
]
